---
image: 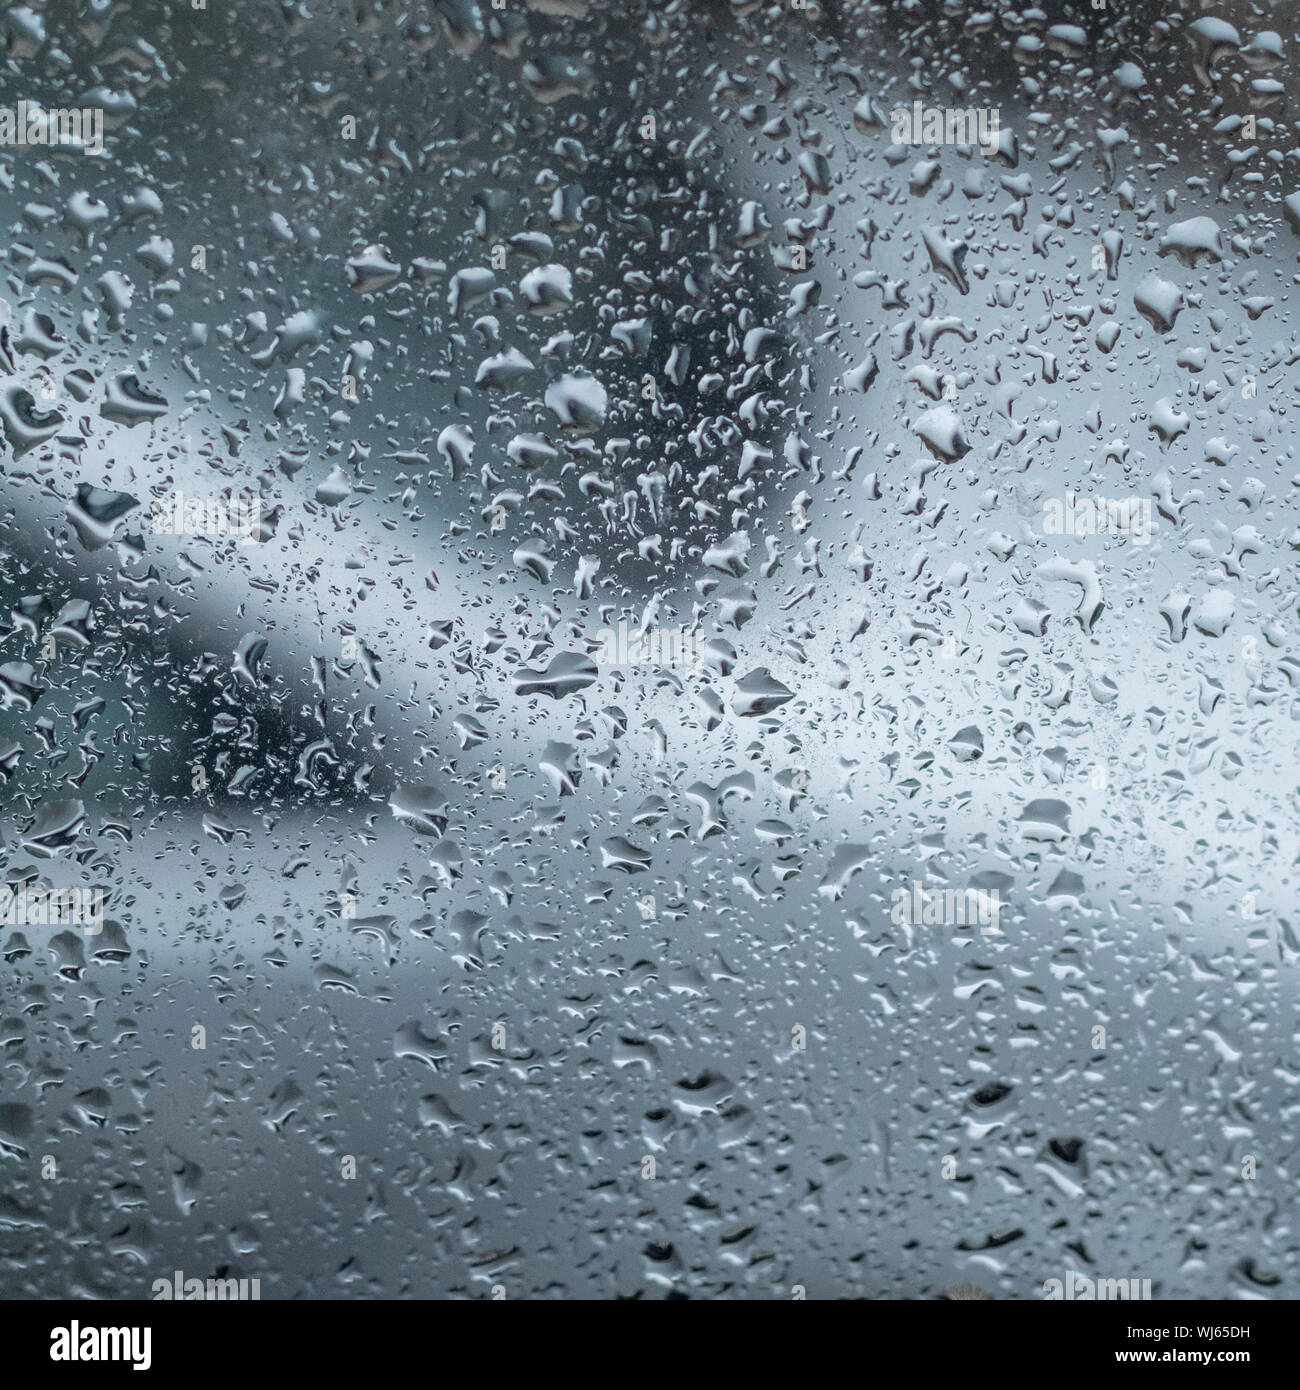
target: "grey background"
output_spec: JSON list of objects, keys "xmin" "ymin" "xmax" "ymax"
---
[{"xmin": 0, "ymin": 0, "xmax": 1297, "ymax": 1298}]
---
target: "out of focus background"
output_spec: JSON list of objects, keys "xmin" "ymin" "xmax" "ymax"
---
[{"xmin": 2, "ymin": 0, "xmax": 1299, "ymax": 1298}]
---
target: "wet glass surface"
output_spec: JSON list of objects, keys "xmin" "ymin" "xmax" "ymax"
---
[{"xmin": 1, "ymin": 0, "xmax": 1298, "ymax": 1299}]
